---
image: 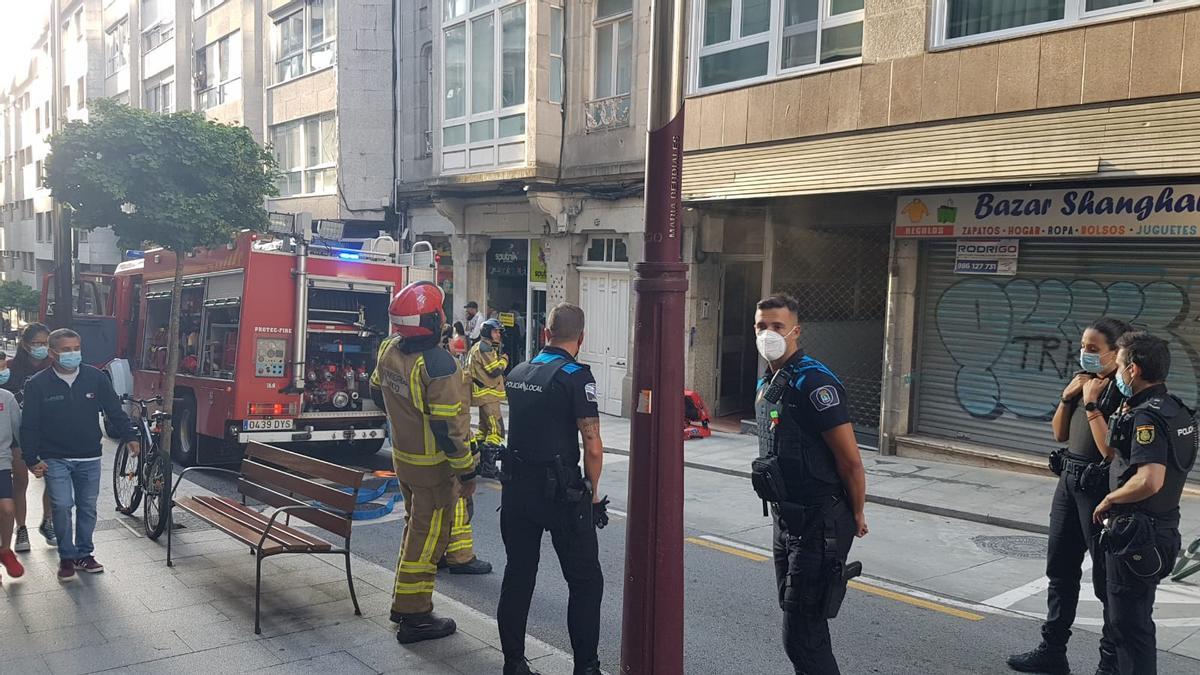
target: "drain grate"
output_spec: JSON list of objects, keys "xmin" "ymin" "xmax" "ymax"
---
[{"xmin": 972, "ymin": 535, "xmax": 1049, "ymax": 559}]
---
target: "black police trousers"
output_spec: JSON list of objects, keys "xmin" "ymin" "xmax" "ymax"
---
[
  {"xmin": 772, "ymin": 498, "xmax": 855, "ymax": 675},
  {"xmin": 497, "ymin": 475, "xmax": 604, "ymax": 673},
  {"xmin": 1043, "ymin": 466, "xmax": 1116, "ymax": 655},
  {"xmin": 1105, "ymin": 523, "xmax": 1181, "ymax": 675}
]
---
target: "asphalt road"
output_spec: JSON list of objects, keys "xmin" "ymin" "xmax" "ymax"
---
[{"xmin": 180, "ymin": 448, "xmax": 1200, "ymax": 674}]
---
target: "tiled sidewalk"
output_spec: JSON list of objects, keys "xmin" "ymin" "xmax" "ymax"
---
[{"xmin": 0, "ymin": 447, "xmax": 575, "ymax": 674}]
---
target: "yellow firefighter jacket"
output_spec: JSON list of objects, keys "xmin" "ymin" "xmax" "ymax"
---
[
  {"xmin": 467, "ymin": 339, "xmax": 508, "ymax": 405},
  {"xmin": 371, "ymin": 336, "xmax": 475, "ymax": 485}
]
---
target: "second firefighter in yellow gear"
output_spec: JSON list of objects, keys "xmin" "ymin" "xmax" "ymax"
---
[
  {"xmin": 371, "ymin": 281, "xmax": 490, "ymax": 646},
  {"xmin": 468, "ymin": 318, "xmax": 508, "ymax": 447}
]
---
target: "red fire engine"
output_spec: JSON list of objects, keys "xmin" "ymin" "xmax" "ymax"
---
[{"xmin": 43, "ymin": 226, "xmax": 435, "ymax": 466}]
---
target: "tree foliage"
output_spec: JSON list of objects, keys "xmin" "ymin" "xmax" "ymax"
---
[
  {"xmin": 45, "ymin": 98, "xmax": 279, "ymax": 250},
  {"xmin": 44, "ymin": 99, "xmax": 280, "ymax": 464},
  {"xmin": 0, "ymin": 280, "xmax": 40, "ymax": 315}
]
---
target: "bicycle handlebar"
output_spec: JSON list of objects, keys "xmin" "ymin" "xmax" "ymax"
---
[{"xmin": 121, "ymin": 394, "xmax": 165, "ymax": 407}]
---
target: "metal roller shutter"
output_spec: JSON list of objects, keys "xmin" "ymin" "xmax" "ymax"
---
[{"xmin": 916, "ymin": 240, "xmax": 1200, "ymax": 478}]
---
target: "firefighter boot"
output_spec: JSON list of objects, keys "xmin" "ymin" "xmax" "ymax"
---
[
  {"xmin": 394, "ymin": 612, "xmax": 457, "ymax": 644},
  {"xmin": 1006, "ymin": 642, "xmax": 1069, "ymax": 674},
  {"xmin": 447, "ymin": 557, "xmax": 493, "ymax": 575}
]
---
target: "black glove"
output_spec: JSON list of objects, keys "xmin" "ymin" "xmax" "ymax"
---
[{"xmin": 593, "ymin": 496, "xmax": 610, "ymax": 529}]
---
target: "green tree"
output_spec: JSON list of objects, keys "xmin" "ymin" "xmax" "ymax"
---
[
  {"xmin": 44, "ymin": 98, "xmax": 279, "ymax": 464},
  {"xmin": 0, "ymin": 280, "xmax": 41, "ymax": 319}
]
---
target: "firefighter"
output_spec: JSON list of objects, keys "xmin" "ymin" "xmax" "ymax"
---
[
  {"xmin": 467, "ymin": 318, "xmax": 508, "ymax": 477},
  {"xmin": 370, "ymin": 281, "xmax": 486, "ymax": 645}
]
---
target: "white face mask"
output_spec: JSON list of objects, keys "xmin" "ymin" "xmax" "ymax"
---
[{"xmin": 756, "ymin": 329, "xmax": 789, "ymax": 362}]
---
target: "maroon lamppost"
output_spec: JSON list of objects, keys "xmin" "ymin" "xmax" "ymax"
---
[{"xmin": 619, "ymin": 0, "xmax": 688, "ymax": 672}]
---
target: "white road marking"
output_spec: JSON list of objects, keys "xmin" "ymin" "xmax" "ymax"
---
[
  {"xmin": 983, "ymin": 558, "xmax": 1092, "ymax": 609},
  {"xmin": 608, "ymin": 508, "xmax": 627, "ymax": 518}
]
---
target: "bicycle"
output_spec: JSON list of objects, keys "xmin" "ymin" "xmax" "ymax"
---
[{"xmin": 112, "ymin": 395, "xmax": 172, "ymax": 540}]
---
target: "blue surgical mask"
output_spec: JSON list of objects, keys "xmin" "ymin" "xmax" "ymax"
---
[
  {"xmin": 0, "ymin": 369, "xmax": 9, "ymax": 386},
  {"xmin": 30, "ymin": 345, "xmax": 49, "ymax": 360},
  {"xmin": 57, "ymin": 351, "xmax": 82, "ymax": 371},
  {"xmin": 1115, "ymin": 366, "xmax": 1133, "ymax": 398},
  {"xmin": 1079, "ymin": 350, "xmax": 1104, "ymax": 374}
]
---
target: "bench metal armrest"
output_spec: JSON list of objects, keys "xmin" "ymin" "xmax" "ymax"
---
[
  {"xmin": 171, "ymin": 466, "xmax": 243, "ymax": 499},
  {"xmin": 257, "ymin": 505, "xmax": 320, "ymax": 551}
]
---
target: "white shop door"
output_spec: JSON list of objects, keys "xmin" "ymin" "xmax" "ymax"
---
[{"xmin": 579, "ymin": 270, "xmax": 630, "ymax": 416}]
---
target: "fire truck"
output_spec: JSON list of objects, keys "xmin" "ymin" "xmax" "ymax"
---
[{"xmin": 43, "ymin": 223, "xmax": 435, "ymax": 466}]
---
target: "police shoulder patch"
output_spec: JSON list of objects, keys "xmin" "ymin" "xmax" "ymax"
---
[
  {"xmin": 810, "ymin": 385, "xmax": 840, "ymax": 412},
  {"xmin": 584, "ymin": 382, "xmax": 599, "ymax": 403},
  {"xmin": 1136, "ymin": 424, "xmax": 1156, "ymax": 445}
]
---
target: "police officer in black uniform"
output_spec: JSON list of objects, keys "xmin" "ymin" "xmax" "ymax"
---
[
  {"xmin": 496, "ymin": 302, "xmax": 607, "ymax": 675},
  {"xmin": 750, "ymin": 294, "xmax": 868, "ymax": 675},
  {"xmin": 1008, "ymin": 317, "xmax": 1130, "ymax": 675},
  {"xmin": 1093, "ymin": 331, "xmax": 1196, "ymax": 675}
]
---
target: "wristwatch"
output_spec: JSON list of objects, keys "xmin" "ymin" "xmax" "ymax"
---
[{"xmin": 1084, "ymin": 401, "xmax": 1099, "ymax": 413}]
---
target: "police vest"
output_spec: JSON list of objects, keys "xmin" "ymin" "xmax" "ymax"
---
[
  {"xmin": 755, "ymin": 358, "xmax": 844, "ymax": 498},
  {"xmin": 1110, "ymin": 393, "xmax": 1199, "ymax": 516},
  {"xmin": 505, "ymin": 352, "xmax": 581, "ymax": 465}
]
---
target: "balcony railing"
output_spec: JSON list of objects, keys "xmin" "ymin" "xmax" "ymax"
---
[{"xmin": 584, "ymin": 94, "xmax": 631, "ymax": 133}]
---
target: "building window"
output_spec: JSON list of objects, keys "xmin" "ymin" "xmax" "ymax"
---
[
  {"xmin": 935, "ymin": 0, "xmax": 1191, "ymax": 44},
  {"xmin": 196, "ymin": 33, "xmax": 242, "ymax": 109},
  {"xmin": 142, "ymin": 0, "xmax": 176, "ymax": 53},
  {"xmin": 550, "ymin": 6, "xmax": 564, "ymax": 104},
  {"xmin": 594, "ymin": 0, "xmax": 632, "ymax": 99},
  {"xmin": 271, "ymin": 113, "xmax": 336, "ymax": 197},
  {"xmin": 692, "ymin": 0, "xmax": 863, "ymax": 91},
  {"xmin": 77, "ymin": 77, "xmax": 86, "ymax": 109},
  {"xmin": 194, "ymin": 0, "xmax": 227, "ymax": 17},
  {"xmin": 420, "ymin": 42, "xmax": 433, "ymax": 158},
  {"xmin": 105, "ymin": 19, "xmax": 129, "ymax": 76},
  {"xmin": 144, "ymin": 75, "xmax": 174, "ymax": 113},
  {"xmin": 74, "ymin": 8, "xmax": 84, "ymax": 40},
  {"xmin": 274, "ymin": 0, "xmax": 336, "ymax": 83},
  {"xmin": 62, "ymin": 85, "xmax": 71, "ymax": 110},
  {"xmin": 585, "ymin": 237, "xmax": 629, "ymax": 264},
  {"xmin": 441, "ymin": 0, "xmax": 526, "ymax": 167}
]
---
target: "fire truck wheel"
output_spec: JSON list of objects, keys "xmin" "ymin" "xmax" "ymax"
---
[
  {"xmin": 171, "ymin": 398, "xmax": 199, "ymax": 466},
  {"xmin": 347, "ymin": 438, "xmax": 385, "ymax": 461}
]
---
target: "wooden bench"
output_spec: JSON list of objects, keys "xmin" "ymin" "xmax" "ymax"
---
[{"xmin": 167, "ymin": 442, "xmax": 365, "ymax": 634}]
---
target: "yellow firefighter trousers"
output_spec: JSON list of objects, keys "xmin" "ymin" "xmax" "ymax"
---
[
  {"xmin": 445, "ymin": 496, "xmax": 477, "ymax": 565},
  {"xmin": 474, "ymin": 401, "xmax": 506, "ymax": 446},
  {"xmin": 392, "ymin": 476, "xmax": 460, "ymax": 616}
]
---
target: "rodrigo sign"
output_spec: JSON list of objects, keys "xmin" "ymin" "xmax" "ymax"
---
[
  {"xmin": 896, "ymin": 184, "xmax": 1200, "ymax": 239},
  {"xmin": 954, "ymin": 239, "xmax": 1018, "ymax": 276}
]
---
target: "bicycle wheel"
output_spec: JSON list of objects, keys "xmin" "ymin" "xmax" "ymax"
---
[
  {"xmin": 113, "ymin": 439, "xmax": 143, "ymax": 515},
  {"xmin": 142, "ymin": 449, "xmax": 171, "ymax": 540}
]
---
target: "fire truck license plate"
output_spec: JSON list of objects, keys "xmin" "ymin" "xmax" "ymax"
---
[{"xmin": 243, "ymin": 419, "xmax": 295, "ymax": 432}]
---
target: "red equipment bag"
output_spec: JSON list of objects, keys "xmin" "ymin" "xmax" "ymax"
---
[{"xmin": 683, "ymin": 390, "xmax": 712, "ymax": 440}]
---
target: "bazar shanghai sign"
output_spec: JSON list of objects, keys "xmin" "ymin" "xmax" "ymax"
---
[{"xmin": 895, "ymin": 185, "xmax": 1200, "ymax": 238}]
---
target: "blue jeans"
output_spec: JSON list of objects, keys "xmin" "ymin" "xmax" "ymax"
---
[{"xmin": 44, "ymin": 459, "xmax": 101, "ymax": 561}]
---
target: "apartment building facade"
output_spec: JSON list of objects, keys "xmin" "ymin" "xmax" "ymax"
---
[
  {"xmin": 680, "ymin": 0, "xmax": 1200, "ymax": 474},
  {"xmin": 0, "ymin": 0, "xmax": 399, "ymax": 316},
  {"xmin": 400, "ymin": 0, "xmax": 654, "ymax": 417}
]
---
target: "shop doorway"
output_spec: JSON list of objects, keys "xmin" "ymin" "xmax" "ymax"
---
[
  {"xmin": 487, "ymin": 239, "xmax": 529, "ymax": 368},
  {"xmin": 527, "ymin": 285, "xmax": 547, "ymax": 358},
  {"xmin": 717, "ymin": 261, "xmax": 764, "ymax": 417}
]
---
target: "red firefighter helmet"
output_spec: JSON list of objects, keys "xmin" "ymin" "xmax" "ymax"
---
[{"xmin": 389, "ymin": 281, "xmax": 446, "ymax": 338}]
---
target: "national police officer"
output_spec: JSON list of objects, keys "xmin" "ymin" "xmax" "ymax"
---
[
  {"xmin": 750, "ymin": 294, "xmax": 868, "ymax": 675},
  {"xmin": 1008, "ymin": 317, "xmax": 1130, "ymax": 675},
  {"xmin": 496, "ymin": 303, "xmax": 606, "ymax": 675},
  {"xmin": 1093, "ymin": 331, "xmax": 1196, "ymax": 675}
]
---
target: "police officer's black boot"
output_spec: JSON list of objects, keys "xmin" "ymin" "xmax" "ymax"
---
[
  {"xmin": 1006, "ymin": 642, "xmax": 1069, "ymax": 674},
  {"xmin": 573, "ymin": 660, "xmax": 602, "ymax": 675},
  {"xmin": 393, "ymin": 612, "xmax": 457, "ymax": 644},
  {"xmin": 1094, "ymin": 648, "xmax": 1118, "ymax": 675},
  {"xmin": 503, "ymin": 660, "xmax": 542, "ymax": 675}
]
